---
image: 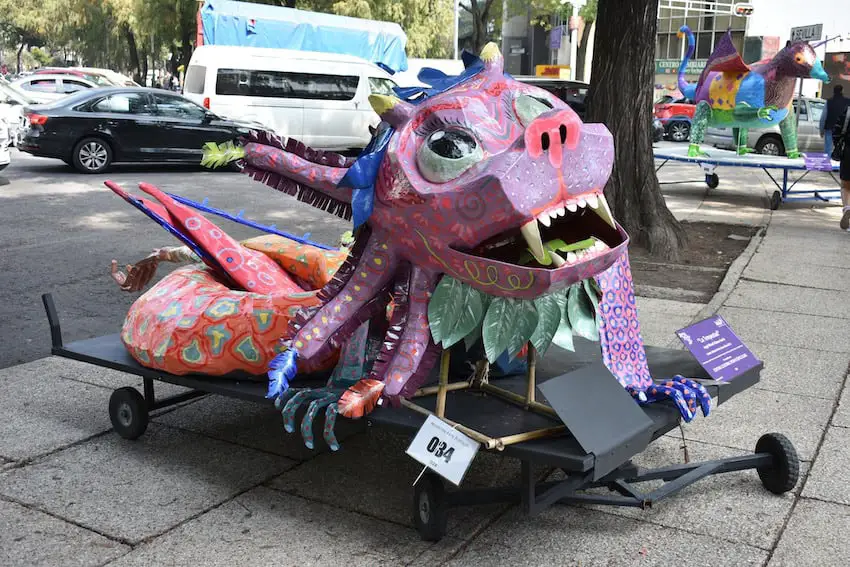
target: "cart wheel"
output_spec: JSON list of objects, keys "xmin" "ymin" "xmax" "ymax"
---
[
  {"xmin": 413, "ymin": 472, "xmax": 448, "ymax": 542},
  {"xmin": 109, "ymin": 387, "xmax": 149, "ymax": 440},
  {"xmin": 755, "ymin": 433, "xmax": 799, "ymax": 495},
  {"xmin": 770, "ymin": 191, "xmax": 782, "ymax": 210},
  {"xmin": 706, "ymin": 173, "xmax": 719, "ymax": 189}
]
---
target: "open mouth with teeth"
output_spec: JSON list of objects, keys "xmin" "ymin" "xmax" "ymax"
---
[{"xmin": 463, "ymin": 191, "xmax": 624, "ymax": 269}]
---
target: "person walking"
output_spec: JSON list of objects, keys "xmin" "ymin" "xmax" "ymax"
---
[
  {"xmin": 834, "ymin": 105, "xmax": 850, "ymax": 230},
  {"xmin": 821, "ymin": 84, "xmax": 849, "ymax": 157}
]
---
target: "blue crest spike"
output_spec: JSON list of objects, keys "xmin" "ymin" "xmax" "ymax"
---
[
  {"xmin": 302, "ymin": 232, "xmax": 311, "ymax": 239},
  {"xmin": 202, "ymin": 197, "xmax": 209, "ymax": 206},
  {"xmin": 267, "ymin": 349, "xmax": 298, "ymax": 399},
  {"xmin": 237, "ymin": 210, "xmax": 245, "ymax": 218},
  {"xmin": 269, "ymin": 224, "xmax": 277, "ymax": 230},
  {"xmin": 164, "ymin": 192, "xmax": 334, "ymax": 250}
]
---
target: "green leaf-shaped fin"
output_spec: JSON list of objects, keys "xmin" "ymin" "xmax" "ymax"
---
[
  {"xmin": 482, "ymin": 297, "xmax": 517, "ymax": 362},
  {"xmin": 507, "ymin": 301, "xmax": 539, "ymax": 359},
  {"xmin": 551, "ymin": 291, "xmax": 574, "ymax": 351},
  {"xmin": 567, "ymin": 283, "xmax": 599, "ymax": 341},
  {"xmin": 428, "ymin": 277, "xmax": 486, "ymax": 348},
  {"xmin": 530, "ymin": 294, "xmax": 563, "ymax": 356},
  {"xmin": 201, "ymin": 141, "xmax": 246, "ymax": 169}
]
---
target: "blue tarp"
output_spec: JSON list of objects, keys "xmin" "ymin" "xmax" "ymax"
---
[{"xmin": 200, "ymin": 0, "xmax": 408, "ymax": 72}]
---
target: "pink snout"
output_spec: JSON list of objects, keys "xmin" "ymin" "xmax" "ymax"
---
[{"xmin": 524, "ymin": 109, "xmax": 582, "ymax": 169}]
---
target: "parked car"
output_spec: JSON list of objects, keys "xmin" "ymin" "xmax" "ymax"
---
[
  {"xmin": 704, "ymin": 97, "xmax": 825, "ymax": 155},
  {"xmin": 183, "ymin": 45, "xmax": 398, "ymax": 152},
  {"xmin": 654, "ymin": 95, "xmax": 695, "ymax": 142},
  {"xmin": 0, "ymin": 78, "xmax": 37, "ymax": 145},
  {"xmin": 514, "ymin": 76, "xmax": 589, "ymax": 120},
  {"xmin": 19, "ymin": 87, "xmax": 264, "ymax": 173},
  {"xmin": 652, "ymin": 117, "xmax": 665, "ymax": 143},
  {"xmin": 11, "ymin": 73, "xmax": 101, "ymax": 102},
  {"xmin": 33, "ymin": 67, "xmax": 139, "ymax": 87},
  {"xmin": 0, "ymin": 118, "xmax": 11, "ymax": 171}
]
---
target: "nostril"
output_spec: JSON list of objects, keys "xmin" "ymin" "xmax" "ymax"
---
[
  {"xmin": 541, "ymin": 132, "xmax": 550, "ymax": 151},
  {"xmin": 559, "ymin": 124, "xmax": 567, "ymax": 145}
]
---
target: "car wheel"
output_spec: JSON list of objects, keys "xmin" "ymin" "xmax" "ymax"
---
[
  {"xmin": 667, "ymin": 121, "xmax": 691, "ymax": 142},
  {"xmin": 73, "ymin": 137, "xmax": 113, "ymax": 173},
  {"xmin": 755, "ymin": 136, "xmax": 784, "ymax": 156}
]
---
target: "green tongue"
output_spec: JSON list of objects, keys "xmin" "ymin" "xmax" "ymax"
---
[{"xmin": 519, "ymin": 238, "xmax": 597, "ymax": 266}]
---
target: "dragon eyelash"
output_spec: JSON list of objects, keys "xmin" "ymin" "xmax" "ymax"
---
[{"xmin": 414, "ymin": 114, "xmax": 467, "ymax": 137}]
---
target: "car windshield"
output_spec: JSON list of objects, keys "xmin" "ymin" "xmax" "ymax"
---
[
  {"xmin": 809, "ymin": 100, "xmax": 824, "ymax": 123},
  {"xmin": 369, "ymin": 77, "xmax": 398, "ymax": 96}
]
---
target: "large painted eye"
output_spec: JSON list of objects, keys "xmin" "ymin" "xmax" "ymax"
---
[
  {"xmin": 515, "ymin": 94, "xmax": 553, "ymax": 126},
  {"xmin": 417, "ymin": 129, "xmax": 483, "ymax": 183}
]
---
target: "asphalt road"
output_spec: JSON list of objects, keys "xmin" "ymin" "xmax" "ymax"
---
[{"xmin": 0, "ymin": 150, "xmax": 349, "ymax": 369}]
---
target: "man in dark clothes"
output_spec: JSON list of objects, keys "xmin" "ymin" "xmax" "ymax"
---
[
  {"xmin": 835, "ymin": 105, "xmax": 850, "ymax": 230},
  {"xmin": 821, "ymin": 84, "xmax": 849, "ymax": 158}
]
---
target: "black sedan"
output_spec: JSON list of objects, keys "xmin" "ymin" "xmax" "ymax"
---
[{"xmin": 20, "ymin": 87, "xmax": 261, "ymax": 173}]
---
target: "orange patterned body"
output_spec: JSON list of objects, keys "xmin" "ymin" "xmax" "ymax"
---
[{"xmin": 121, "ymin": 237, "xmax": 347, "ymax": 376}]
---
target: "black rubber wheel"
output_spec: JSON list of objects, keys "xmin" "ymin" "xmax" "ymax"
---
[
  {"xmin": 755, "ymin": 433, "xmax": 799, "ymax": 495},
  {"xmin": 413, "ymin": 472, "xmax": 448, "ymax": 542},
  {"xmin": 109, "ymin": 387, "xmax": 149, "ymax": 440},
  {"xmin": 770, "ymin": 190, "xmax": 782, "ymax": 210},
  {"xmin": 72, "ymin": 137, "xmax": 113, "ymax": 173},
  {"xmin": 755, "ymin": 135, "xmax": 785, "ymax": 157},
  {"xmin": 706, "ymin": 173, "xmax": 719, "ymax": 189}
]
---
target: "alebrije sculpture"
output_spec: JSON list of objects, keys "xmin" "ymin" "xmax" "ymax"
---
[
  {"xmin": 678, "ymin": 26, "xmax": 829, "ymax": 157},
  {"xmin": 203, "ymin": 43, "xmax": 712, "ymax": 449}
]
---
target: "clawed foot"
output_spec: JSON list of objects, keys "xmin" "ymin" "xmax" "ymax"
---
[
  {"xmin": 629, "ymin": 375, "xmax": 711, "ymax": 422},
  {"xmin": 757, "ymin": 105, "xmax": 779, "ymax": 121},
  {"xmin": 736, "ymin": 147, "xmax": 755, "ymax": 156},
  {"xmin": 274, "ymin": 379, "xmax": 385, "ymax": 451},
  {"xmin": 687, "ymin": 144, "xmax": 708, "ymax": 158},
  {"xmin": 786, "ymin": 150, "xmax": 801, "ymax": 159}
]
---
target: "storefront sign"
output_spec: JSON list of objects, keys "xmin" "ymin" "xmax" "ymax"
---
[
  {"xmin": 535, "ymin": 64, "xmax": 570, "ymax": 78},
  {"xmin": 656, "ymin": 58, "xmax": 707, "ymax": 75},
  {"xmin": 676, "ymin": 316, "xmax": 760, "ymax": 382}
]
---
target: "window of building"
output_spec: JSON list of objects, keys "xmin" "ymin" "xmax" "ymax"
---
[{"xmin": 697, "ymin": 32, "xmax": 713, "ymax": 58}]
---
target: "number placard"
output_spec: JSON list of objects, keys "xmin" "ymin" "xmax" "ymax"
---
[{"xmin": 406, "ymin": 415, "xmax": 480, "ymax": 486}]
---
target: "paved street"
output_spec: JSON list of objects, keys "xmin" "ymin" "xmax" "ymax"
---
[
  {"xmin": 0, "ymin": 150, "xmax": 349, "ymax": 369},
  {"xmin": 1, "ymin": 143, "xmax": 849, "ymax": 566}
]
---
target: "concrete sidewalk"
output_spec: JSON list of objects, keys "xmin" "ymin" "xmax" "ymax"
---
[{"xmin": 2, "ymin": 159, "xmax": 849, "ymax": 566}]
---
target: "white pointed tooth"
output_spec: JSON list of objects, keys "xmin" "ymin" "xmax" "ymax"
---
[
  {"xmin": 549, "ymin": 251, "xmax": 566, "ymax": 267},
  {"xmin": 566, "ymin": 252, "xmax": 577, "ymax": 263},
  {"xmin": 549, "ymin": 210, "xmax": 559, "ymax": 220},
  {"xmin": 578, "ymin": 199, "xmax": 587, "ymax": 208},
  {"xmin": 520, "ymin": 221, "xmax": 547, "ymax": 263},
  {"xmin": 567, "ymin": 202, "xmax": 578, "ymax": 213},
  {"xmin": 537, "ymin": 213, "xmax": 551, "ymax": 227},
  {"xmin": 593, "ymin": 195, "xmax": 616, "ymax": 228},
  {"xmin": 556, "ymin": 206, "xmax": 565, "ymax": 217},
  {"xmin": 587, "ymin": 195, "xmax": 599, "ymax": 208}
]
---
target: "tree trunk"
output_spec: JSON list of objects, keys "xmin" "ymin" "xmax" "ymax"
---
[
  {"xmin": 16, "ymin": 42, "xmax": 24, "ymax": 74},
  {"xmin": 586, "ymin": 0, "xmax": 685, "ymax": 259},
  {"xmin": 123, "ymin": 25, "xmax": 143, "ymax": 84}
]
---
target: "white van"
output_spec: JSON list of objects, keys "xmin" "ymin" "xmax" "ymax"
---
[{"xmin": 183, "ymin": 45, "xmax": 398, "ymax": 151}]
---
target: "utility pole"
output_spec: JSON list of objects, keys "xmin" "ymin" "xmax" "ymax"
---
[{"xmin": 454, "ymin": 0, "xmax": 460, "ymax": 59}]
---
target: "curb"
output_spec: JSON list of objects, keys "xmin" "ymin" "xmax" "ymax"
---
[{"xmin": 664, "ymin": 207, "xmax": 772, "ymax": 348}]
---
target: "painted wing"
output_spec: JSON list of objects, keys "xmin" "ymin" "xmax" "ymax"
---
[{"xmin": 697, "ymin": 31, "xmax": 750, "ymax": 87}]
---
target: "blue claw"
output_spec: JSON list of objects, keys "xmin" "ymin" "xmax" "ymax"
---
[
  {"xmin": 267, "ymin": 349, "xmax": 298, "ymax": 399},
  {"xmin": 629, "ymin": 376, "xmax": 712, "ymax": 423}
]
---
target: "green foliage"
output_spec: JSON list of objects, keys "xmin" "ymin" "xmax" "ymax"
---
[
  {"xmin": 29, "ymin": 46, "xmax": 51, "ymax": 66},
  {"xmin": 429, "ymin": 275, "xmax": 601, "ymax": 363},
  {"xmin": 200, "ymin": 141, "xmax": 246, "ymax": 169}
]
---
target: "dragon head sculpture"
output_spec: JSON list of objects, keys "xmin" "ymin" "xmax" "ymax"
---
[{"xmin": 367, "ymin": 44, "xmax": 626, "ymax": 299}]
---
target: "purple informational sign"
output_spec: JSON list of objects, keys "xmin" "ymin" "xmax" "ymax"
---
[
  {"xmin": 675, "ymin": 315, "xmax": 760, "ymax": 382},
  {"xmin": 803, "ymin": 153, "xmax": 834, "ymax": 171},
  {"xmin": 549, "ymin": 26, "xmax": 563, "ymax": 50}
]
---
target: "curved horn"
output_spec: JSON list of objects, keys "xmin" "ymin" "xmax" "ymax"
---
[
  {"xmin": 368, "ymin": 94, "xmax": 412, "ymax": 128},
  {"xmin": 479, "ymin": 42, "xmax": 504, "ymax": 74}
]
